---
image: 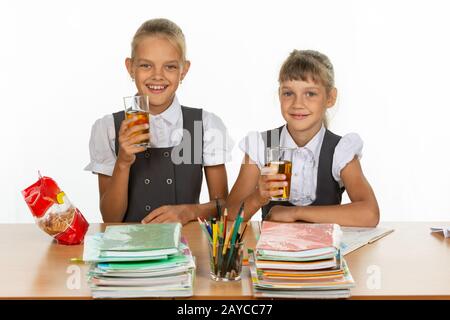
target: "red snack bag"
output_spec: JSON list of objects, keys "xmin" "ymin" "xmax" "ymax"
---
[{"xmin": 22, "ymin": 173, "xmax": 89, "ymax": 245}]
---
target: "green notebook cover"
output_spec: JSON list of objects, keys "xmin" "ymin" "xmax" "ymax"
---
[
  {"xmin": 97, "ymin": 253, "xmax": 190, "ymax": 270},
  {"xmin": 83, "ymin": 233, "xmax": 170, "ymax": 263},
  {"xmin": 100, "ymin": 223, "xmax": 182, "ymax": 251},
  {"xmin": 96, "ymin": 242, "xmax": 194, "ymax": 271}
]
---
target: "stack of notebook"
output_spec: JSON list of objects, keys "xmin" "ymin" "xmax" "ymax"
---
[
  {"xmin": 249, "ymin": 221, "xmax": 355, "ymax": 299},
  {"xmin": 82, "ymin": 223, "xmax": 196, "ymax": 299}
]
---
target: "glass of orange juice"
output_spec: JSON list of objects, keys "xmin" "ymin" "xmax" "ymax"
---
[
  {"xmin": 123, "ymin": 95, "xmax": 150, "ymax": 148},
  {"xmin": 265, "ymin": 147, "xmax": 294, "ymax": 201}
]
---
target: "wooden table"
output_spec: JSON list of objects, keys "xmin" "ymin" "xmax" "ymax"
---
[{"xmin": 0, "ymin": 222, "xmax": 449, "ymax": 299}]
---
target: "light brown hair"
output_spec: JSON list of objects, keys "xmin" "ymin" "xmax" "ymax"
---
[
  {"xmin": 279, "ymin": 49, "xmax": 335, "ymax": 93},
  {"xmin": 131, "ymin": 18, "xmax": 187, "ymax": 63}
]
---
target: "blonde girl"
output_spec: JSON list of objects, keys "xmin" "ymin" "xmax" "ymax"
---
[{"xmin": 86, "ymin": 18, "xmax": 233, "ymax": 223}]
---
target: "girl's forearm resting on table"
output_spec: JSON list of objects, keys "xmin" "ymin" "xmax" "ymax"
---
[{"xmin": 278, "ymin": 201, "xmax": 380, "ymax": 227}]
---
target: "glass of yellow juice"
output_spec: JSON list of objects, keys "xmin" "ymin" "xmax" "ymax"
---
[
  {"xmin": 265, "ymin": 147, "xmax": 294, "ymax": 201},
  {"xmin": 123, "ymin": 95, "xmax": 150, "ymax": 148}
]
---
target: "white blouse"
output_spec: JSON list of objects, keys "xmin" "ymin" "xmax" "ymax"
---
[
  {"xmin": 238, "ymin": 125, "xmax": 363, "ymax": 206},
  {"xmin": 85, "ymin": 96, "xmax": 235, "ymax": 176}
]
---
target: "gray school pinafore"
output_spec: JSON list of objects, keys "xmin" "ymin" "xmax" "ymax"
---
[
  {"xmin": 112, "ymin": 106, "xmax": 203, "ymax": 222},
  {"xmin": 261, "ymin": 126, "xmax": 344, "ymax": 220}
]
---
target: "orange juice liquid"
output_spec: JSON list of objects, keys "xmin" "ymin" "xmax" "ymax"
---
[
  {"xmin": 126, "ymin": 110, "xmax": 150, "ymax": 146},
  {"xmin": 268, "ymin": 160, "xmax": 292, "ymax": 200}
]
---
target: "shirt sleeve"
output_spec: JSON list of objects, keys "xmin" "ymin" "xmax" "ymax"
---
[
  {"xmin": 238, "ymin": 131, "xmax": 266, "ymax": 169},
  {"xmin": 84, "ymin": 114, "xmax": 117, "ymax": 176},
  {"xmin": 332, "ymin": 133, "xmax": 363, "ymax": 186},
  {"xmin": 202, "ymin": 110, "xmax": 235, "ymax": 166}
]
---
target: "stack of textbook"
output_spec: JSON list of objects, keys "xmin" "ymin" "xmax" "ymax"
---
[
  {"xmin": 249, "ymin": 222, "xmax": 355, "ymax": 299},
  {"xmin": 82, "ymin": 223, "xmax": 195, "ymax": 299}
]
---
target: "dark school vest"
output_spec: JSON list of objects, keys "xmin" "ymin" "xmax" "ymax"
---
[
  {"xmin": 113, "ymin": 106, "xmax": 203, "ymax": 222},
  {"xmin": 261, "ymin": 126, "xmax": 344, "ymax": 220}
]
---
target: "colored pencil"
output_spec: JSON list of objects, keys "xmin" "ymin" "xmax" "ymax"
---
[
  {"xmin": 225, "ymin": 208, "xmax": 244, "ymax": 273},
  {"xmin": 215, "ymin": 197, "xmax": 221, "ymax": 219},
  {"xmin": 212, "ymin": 218, "xmax": 218, "ymax": 258},
  {"xmin": 197, "ymin": 217, "xmax": 212, "ymax": 242},
  {"xmin": 222, "ymin": 221, "xmax": 234, "ymax": 255},
  {"xmin": 222, "ymin": 208, "xmax": 228, "ymax": 240},
  {"xmin": 238, "ymin": 221, "xmax": 249, "ymax": 243}
]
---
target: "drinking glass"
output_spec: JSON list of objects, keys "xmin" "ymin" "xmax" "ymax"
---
[
  {"xmin": 265, "ymin": 147, "xmax": 294, "ymax": 201},
  {"xmin": 123, "ymin": 95, "xmax": 150, "ymax": 148}
]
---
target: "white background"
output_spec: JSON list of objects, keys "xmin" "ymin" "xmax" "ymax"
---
[{"xmin": 1, "ymin": 0, "xmax": 449, "ymax": 223}]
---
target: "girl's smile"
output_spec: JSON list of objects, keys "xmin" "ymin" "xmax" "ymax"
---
[
  {"xmin": 288, "ymin": 112, "xmax": 311, "ymax": 120},
  {"xmin": 145, "ymin": 83, "xmax": 169, "ymax": 94}
]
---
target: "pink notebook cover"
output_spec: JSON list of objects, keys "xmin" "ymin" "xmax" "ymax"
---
[{"xmin": 256, "ymin": 222, "xmax": 341, "ymax": 252}]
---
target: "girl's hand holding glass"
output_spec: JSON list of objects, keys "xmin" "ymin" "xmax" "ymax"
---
[
  {"xmin": 117, "ymin": 117, "xmax": 150, "ymax": 167},
  {"xmin": 256, "ymin": 166, "xmax": 289, "ymax": 205}
]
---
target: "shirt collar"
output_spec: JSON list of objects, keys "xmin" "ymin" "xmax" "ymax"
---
[
  {"xmin": 281, "ymin": 124, "xmax": 326, "ymax": 163},
  {"xmin": 151, "ymin": 96, "xmax": 182, "ymax": 125}
]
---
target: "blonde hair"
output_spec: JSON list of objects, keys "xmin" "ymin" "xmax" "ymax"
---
[
  {"xmin": 131, "ymin": 18, "xmax": 187, "ymax": 62},
  {"xmin": 279, "ymin": 50, "xmax": 335, "ymax": 127}
]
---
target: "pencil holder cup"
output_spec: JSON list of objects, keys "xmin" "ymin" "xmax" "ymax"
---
[{"xmin": 208, "ymin": 241, "xmax": 244, "ymax": 281}]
